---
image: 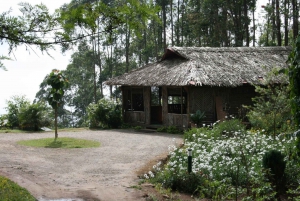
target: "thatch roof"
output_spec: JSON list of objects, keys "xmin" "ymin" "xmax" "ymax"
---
[{"xmin": 105, "ymin": 46, "xmax": 292, "ymax": 87}]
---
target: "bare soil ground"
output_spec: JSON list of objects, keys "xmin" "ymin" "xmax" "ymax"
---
[{"xmin": 0, "ymin": 129, "xmax": 183, "ymax": 201}]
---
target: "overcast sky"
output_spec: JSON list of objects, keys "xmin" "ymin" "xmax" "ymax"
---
[
  {"xmin": 0, "ymin": 0, "xmax": 268, "ymax": 115},
  {"xmin": 0, "ymin": 0, "xmax": 72, "ymax": 114}
]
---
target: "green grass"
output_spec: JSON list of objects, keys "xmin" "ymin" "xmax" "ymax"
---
[
  {"xmin": 17, "ymin": 137, "xmax": 100, "ymax": 148},
  {"xmin": 0, "ymin": 175, "xmax": 36, "ymax": 201}
]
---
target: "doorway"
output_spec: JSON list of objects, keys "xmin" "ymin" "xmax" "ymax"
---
[{"xmin": 150, "ymin": 86, "xmax": 162, "ymax": 124}]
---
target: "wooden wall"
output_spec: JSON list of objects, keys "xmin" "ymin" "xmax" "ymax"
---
[{"xmin": 121, "ymin": 85, "xmax": 255, "ymax": 127}]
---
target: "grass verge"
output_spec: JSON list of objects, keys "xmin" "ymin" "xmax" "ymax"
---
[
  {"xmin": 0, "ymin": 175, "xmax": 36, "ymax": 201},
  {"xmin": 0, "ymin": 127, "xmax": 89, "ymax": 134},
  {"xmin": 17, "ymin": 137, "xmax": 100, "ymax": 148}
]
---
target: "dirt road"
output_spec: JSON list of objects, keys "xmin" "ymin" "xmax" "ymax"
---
[{"xmin": 0, "ymin": 129, "xmax": 183, "ymax": 201}]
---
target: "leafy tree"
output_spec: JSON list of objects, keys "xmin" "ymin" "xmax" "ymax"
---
[
  {"xmin": 63, "ymin": 41, "xmax": 98, "ymax": 126},
  {"xmin": 245, "ymin": 68, "xmax": 291, "ymax": 137},
  {"xmin": 5, "ymin": 95, "xmax": 30, "ymax": 129},
  {"xmin": 45, "ymin": 69, "xmax": 68, "ymax": 140}
]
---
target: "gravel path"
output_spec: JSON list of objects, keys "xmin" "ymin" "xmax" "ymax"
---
[{"xmin": 0, "ymin": 129, "xmax": 183, "ymax": 201}]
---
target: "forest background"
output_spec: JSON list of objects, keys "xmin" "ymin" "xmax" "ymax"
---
[{"xmin": 0, "ymin": 0, "xmax": 299, "ymax": 128}]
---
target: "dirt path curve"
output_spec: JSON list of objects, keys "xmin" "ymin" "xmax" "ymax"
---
[{"xmin": 0, "ymin": 129, "xmax": 183, "ymax": 201}]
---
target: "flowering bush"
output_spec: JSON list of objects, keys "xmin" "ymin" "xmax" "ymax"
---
[{"xmin": 145, "ymin": 121, "xmax": 300, "ymax": 199}]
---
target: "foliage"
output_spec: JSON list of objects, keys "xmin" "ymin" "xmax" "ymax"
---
[
  {"xmin": 120, "ymin": 123, "xmax": 132, "ymax": 129},
  {"xmin": 5, "ymin": 95, "xmax": 30, "ymax": 129},
  {"xmin": 0, "ymin": 114, "xmax": 9, "ymax": 129},
  {"xmin": 157, "ymin": 126, "xmax": 181, "ymax": 134},
  {"xmin": 144, "ymin": 120, "xmax": 300, "ymax": 199},
  {"xmin": 0, "ymin": 175, "xmax": 36, "ymax": 201},
  {"xmin": 190, "ymin": 110, "xmax": 206, "ymax": 127},
  {"xmin": 45, "ymin": 69, "xmax": 69, "ymax": 110},
  {"xmin": 245, "ymin": 68, "xmax": 292, "ymax": 137},
  {"xmin": 243, "ymin": 170, "xmax": 277, "ymax": 201},
  {"xmin": 157, "ymin": 126, "xmax": 168, "ymax": 133},
  {"xmin": 17, "ymin": 137, "xmax": 100, "ymax": 148},
  {"xmin": 62, "ymin": 41, "xmax": 99, "ymax": 126},
  {"xmin": 287, "ymin": 35, "xmax": 300, "ymax": 127},
  {"xmin": 0, "ymin": 55, "xmax": 11, "ymax": 71},
  {"xmin": 166, "ymin": 126, "xmax": 181, "ymax": 134},
  {"xmin": 0, "ymin": 3, "xmax": 60, "ymax": 53},
  {"xmin": 262, "ymin": 150, "xmax": 286, "ymax": 196},
  {"xmin": 213, "ymin": 117, "xmax": 246, "ymax": 137},
  {"xmin": 45, "ymin": 69, "xmax": 68, "ymax": 139},
  {"xmin": 87, "ymin": 98, "xmax": 122, "ymax": 129},
  {"xmin": 184, "ymin": 118, "xmax": 245, "ymax": 141},
  {"xmin": 18, "ymin": 101, "xmax": 52, "ymax": 131},
  {"xmin": 133, "ymin": 126, "xmax": 142, "ymax": 131}
]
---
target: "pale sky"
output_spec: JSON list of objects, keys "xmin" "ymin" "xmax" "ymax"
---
[
  {"xmin": 0, "ymin": 0, "xmax": 268, "ymax": 115},
  {"xmin": 0, "ymin": 0, "xmax": 72, "ymax": 114}
]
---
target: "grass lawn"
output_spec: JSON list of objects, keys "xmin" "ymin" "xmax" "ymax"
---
[
  {"xmin": 0, "ymin": 175, "xmax": 36, "ymax": 201},
  {"xmin": 17, "ymin": 137, "xmax": 100, "ymax": 148}
]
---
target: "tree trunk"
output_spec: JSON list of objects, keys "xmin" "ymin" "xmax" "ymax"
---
[
  {"xmin": 292, "ymin": 0, "xmax": 299, "ymax": 39},
  {"xmin": 170, "ymin": 0, "xmax": 174, "ymax": 46},
  {"xmin": 55, "ymin": 108, "xmax": 58, "ymax": 140},
  {"xmin": 125, "ymin": 20, "xmax": 130, "ymax": 73},
  {"xmin": 276, "ymin": 0, "xmax": 282, "ymax": 46},
  {"xmin": 244, "ymin": 0, "xmax": 250, "ymax": 47},
  {"xmin": 284, "ymin": 0, "xmax": 289, "ymax": 45},
  {"xmin": 162, "ymin": 0, "xmax": 167, "ymax": 52},
  {"xmin": 97, "ymin": 18, "xmax": 103, "ymax": 98},
  {"xmin": 252, "ymin": 6, "xmax": 255, "ymax": 46},
  {"xmin": 176, "ymin": 0, "xmax": 180, "ymax": 45},
  {"xmin": 92, "ymin": 36, "xmax": 97, "ymax": 103},
  {"xmin": 271, "ymin": 0, "xmax": 276, "ymax": 44}
]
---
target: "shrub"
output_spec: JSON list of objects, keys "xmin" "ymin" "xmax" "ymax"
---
[
  {"xmin": 213, "ymin": 118, "xmax": 246, "ymax": 137},
  {"xmin": 18, "ymin": 102, "xmax": 52, "ymax": 131},
  {"xmin": 87, "ymin": 98, "xmax": 122, "ymax": 128},
  {"xmin": 262, "ymin": 150, "xmax": 286, "ymax": 196},
  {"xmin": 5, "ymin": 95, "xmax": 30, "ymax": 129},
  {"xmin": 0, "ymin": 114, "xmax": 9, "ymax": 129}
]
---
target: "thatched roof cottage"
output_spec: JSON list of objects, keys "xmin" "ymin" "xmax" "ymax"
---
[{"xmin": 106, "ymin": 46, "xmax": 291, "ymax": 128}]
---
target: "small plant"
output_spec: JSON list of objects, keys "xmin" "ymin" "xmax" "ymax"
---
[
  {"xmin": 166, "ymin": 126, "xmax": 181, "ymax": 134},
  {"xmin": 190, "ymin": 110, "xmax": 206, "ymax": 127},
  {"xmin": 157, "ymin": 126, "xmax": 168, "ymax": 132},
  {"xmin": 133, "ymin": 126, "xmax": 142, "ymax": 131},
  {"xmin": 121, "ymin": 123, "xmax": 132, "ymax": 129},
  {"xmin": 157, "ymin": 126, "xmax": 181, "ymax": 134}
]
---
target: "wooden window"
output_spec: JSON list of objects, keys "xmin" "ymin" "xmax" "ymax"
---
[
  {"xmin": 126, "ymin": 88, "xmax": 144, "ymax": 111},
  {"xmin": 167, "ymin": 88, "xmax": 187, "ymax": 114}
]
